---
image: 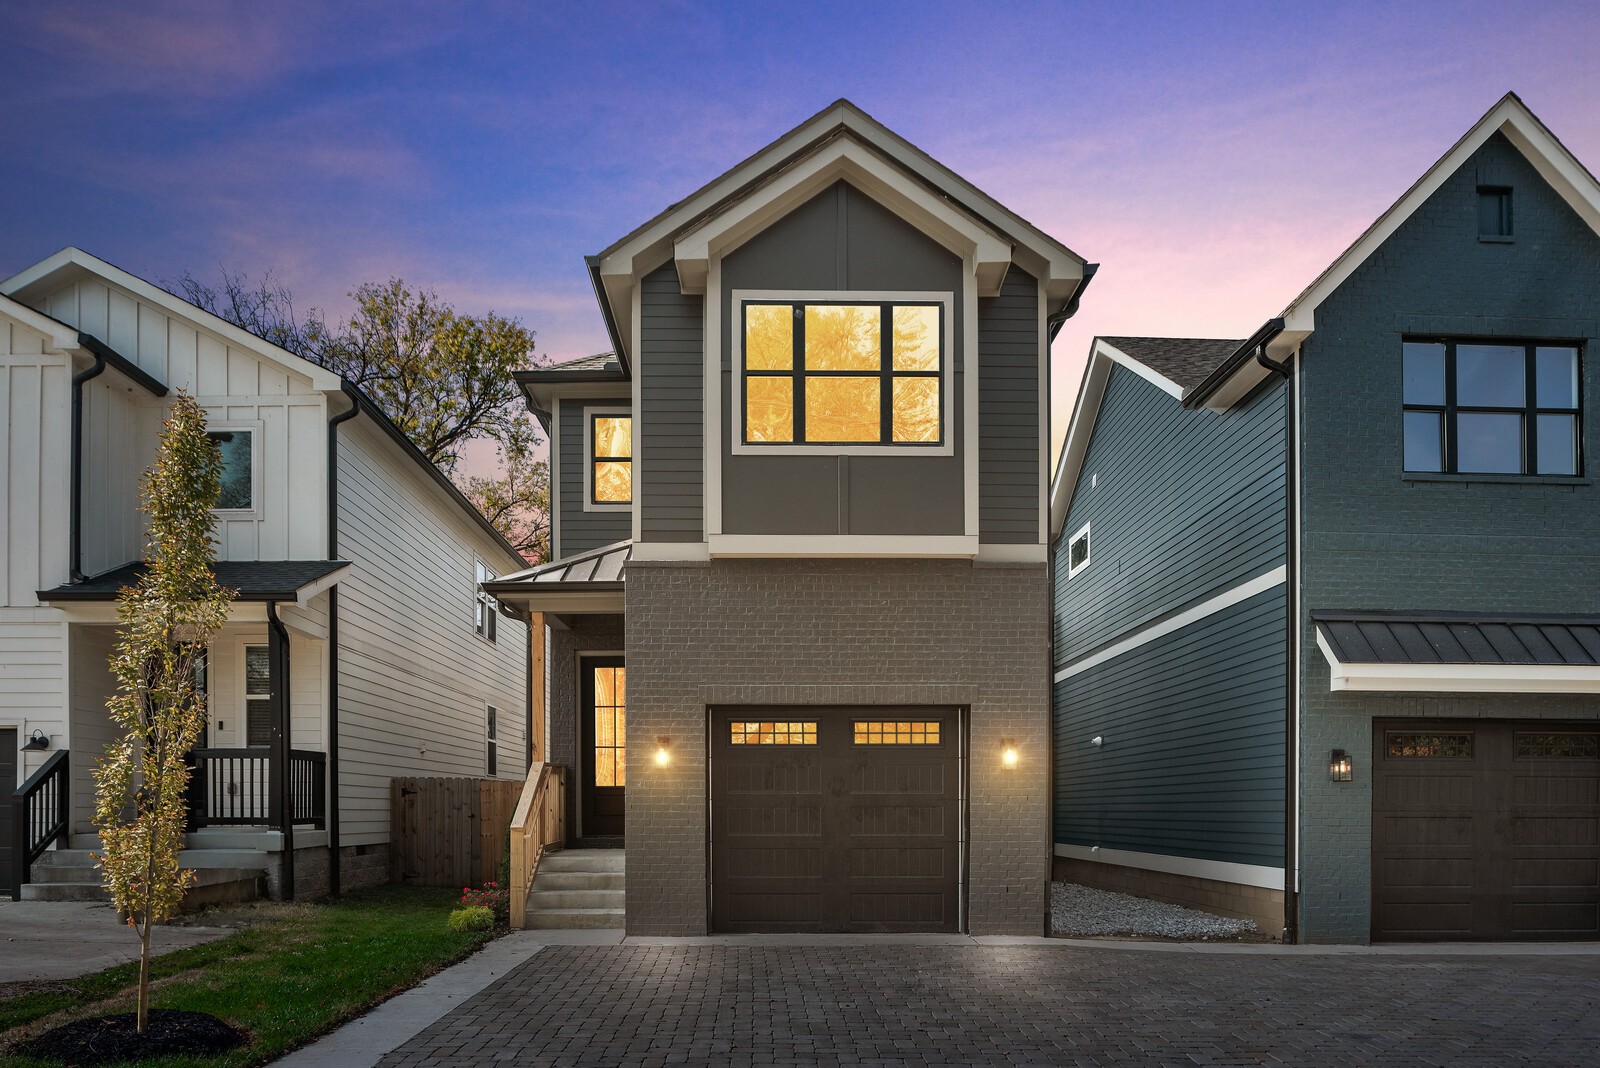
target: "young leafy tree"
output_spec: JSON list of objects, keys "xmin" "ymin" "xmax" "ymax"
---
[
  {"xmin": 94, "ymin": 392, "xmax": 235, "ymax": 1034},
  {"xmin": 462, "ymin": 444, "xmax": 551, "ymax": 562}
]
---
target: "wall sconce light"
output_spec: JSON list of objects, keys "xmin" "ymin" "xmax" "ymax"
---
[
  {"xmin": 1000, "ymin": 738, "xmax": 1018, "ymax": 769},
  {"xmin": 23, "ymin": 729, "xmax": 51, "ymax": 751},
  {"xmin": 1330, "ymin": 749, "xmax": 1353, "ymax": 782},
  {"xmin": 655, "ymin": 737, "xmax": 671, "ymax": 768}
]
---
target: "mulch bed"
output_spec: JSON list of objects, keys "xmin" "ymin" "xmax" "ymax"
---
[{"xmin": 19, "ymin": 1008, "xmax": 244, "ymax": 1065}]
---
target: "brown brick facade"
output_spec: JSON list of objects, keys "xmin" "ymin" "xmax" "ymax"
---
[{"xmin": 623, "ymin": 558, "xmax": 1050, "ymax": 935}]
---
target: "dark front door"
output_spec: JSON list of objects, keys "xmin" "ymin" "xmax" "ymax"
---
[
  {"xmin": 711, "ymin": 708, "xmax": 962, "ymax": 933},
  {"xmin": 0, "ymin": 729, "xmax": 16, "ymax": 894},
  {"xmin": 580, "ymin": 658, "xmax": 625, "ymax": 839},
  {"xmin": 1373, "ymin": 719, "xmax": 1600, "ymax": 942}
]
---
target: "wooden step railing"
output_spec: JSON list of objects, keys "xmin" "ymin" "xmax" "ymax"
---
[
  {"xmin": 11, "ymin": 749, "xmax": 69, "ymax": 900},
  {"xmin": 508, "ymin": 762, "xmax": 567, "ymax": 928}
]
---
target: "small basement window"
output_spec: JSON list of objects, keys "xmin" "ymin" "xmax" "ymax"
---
[
  {"xmin": 207, "ymin": 430, "xmax": 253, "ymax": 510},
  {"xmin": 1066, "ymin": 523, "xmax": 1091, "ymax": 579},
  {"xmin": 1477, "ymin": 186, "xmax": 1512, "ymax": 239}
]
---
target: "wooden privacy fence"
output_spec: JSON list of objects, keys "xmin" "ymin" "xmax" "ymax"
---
[{"xmin": 390, "ymin": 776, "xmax": 522, "ymax": 888}]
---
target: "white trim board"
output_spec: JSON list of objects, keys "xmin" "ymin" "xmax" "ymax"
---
[
  {"xmin": 1054, "ymin": 566, "xmax": 1287, "ymax": 683},
  {"xmin": 1054, "ymin": 843, "xmax": 1285, "ymax": 892},
  {"xmin": 707, "ymin": 534, "xmax": 978, "ymax": 558},
  {"xmin": 1315, "ymin": 629, "xmax": 1600, "ymax": 693}
]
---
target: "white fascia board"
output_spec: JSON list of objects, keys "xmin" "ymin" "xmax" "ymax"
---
[
  {"xmin": 1, "ymin": 248, "xmax": 343, "ymax": 393},
  {"xmin": 0, "ymin": 292, "xmax": 80, "ymax": 350},
  {"xmin": 1280, "ymin": 95, "xmax": 1600, "ymax": 338},
  {"xmin": 707, "ymin": 534, "xmax": 979, "ymax": 559},
  {"xmin": 1100, "ymin": 339, "xmax": 1183, "ymax": 399},
  {"xmin": 1048, "ymin": 344, "xmax": 1113, "ymax": 539},
  {"xmin": 1315, "ymin": 629, "xmax": 1600, "ymax": 693},
  {"xmin": 630, "ymin": 542, "xmax": 710, "ymax": 562},
  {"xmin": 488, "ymin": 589, "xmax": 625, "ymax": 615},
  {"xmin": 293, "ymin": 565, "xmax": 350, "ymax": 607},
  {"xmin": 1190, "ymin": 331, "xmax": 1308, "ymax": 412},
  {"xmin": 976, "ymin": 544, "xmax": 1047, "ymax": 563},
  {"xmin": 1053, "ymin": 843, "xmax": 1285, "ymax": 892},
  {"xmin": 521, "ymin": 379, "xmax": 629, "ymax": 411},
  {"xmin": 673, "ymin": 137, "xmax": 1013, "ymax": 297}
]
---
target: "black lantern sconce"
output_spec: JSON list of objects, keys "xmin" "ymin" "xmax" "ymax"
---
[{"xmin": 1330, "ymin": 749, "xmax": 1353, "ymax": 782}]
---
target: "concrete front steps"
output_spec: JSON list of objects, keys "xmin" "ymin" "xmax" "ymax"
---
[
  {"xmin": 21, "ymin": 836, "xmax": 267, "ymax": 907},
  {"xmin": 524, "ymin": 849, "xmax": 624, "ymax": 929}
]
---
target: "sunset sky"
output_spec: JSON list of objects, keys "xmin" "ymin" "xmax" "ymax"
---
[{"xmin": 3, "ymin": 0, "xmax": 1597, "ymax": 469}]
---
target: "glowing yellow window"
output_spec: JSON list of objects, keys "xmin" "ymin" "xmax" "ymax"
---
[
  {"xmin": 853, "ymin": 720, "xmax": 942, "ymax": 745},
  {"xmin": 729, "ymin": 721, "xmax": 818, "ymax": 745},
  {"xmin": 593, "ymin": 666, "xmax": 626, "ymax": 786},
  {"xmin": 590, "ymin": 414, "xmax": 632, "ymax": 504}
]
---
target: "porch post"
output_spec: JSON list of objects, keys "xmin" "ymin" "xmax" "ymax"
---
[{"xmin": 266, "ymin": 602, "xmax": 295, "ymax": 899}]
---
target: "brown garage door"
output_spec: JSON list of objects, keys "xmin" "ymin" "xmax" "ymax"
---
[
  {"xmin": 1373, "ymin": 719, "xmax": 1600, "ymax": 942},
  {"xmin": 710, "ymin": 709, "xmax": 962, "ymax": 933}
]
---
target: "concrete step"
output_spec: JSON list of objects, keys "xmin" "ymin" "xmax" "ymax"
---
[
  {"xmin": 538, "ymin": 849, "xmax": 624, "ymax": 873},
  {"xmin": 527, "ymin": 888, "xmax": 625, "ymax": 910},
  {"xmin": 22, "ymin": 867, "xmax": 265, "ymax": 908},
  {"xmin": 20, "ymin": 882, "xmax": 109, "ymax": 902},
  {"xmin": 33, "ymin": 848, "xmax": 270, "ymax": 873},
  {"xmin": 523, "ymin": 907, "xmax": 625, "ymax": 930},
  {"xmin": 532, "ymin": 870, "xmax": 625, "ymax": 891}
]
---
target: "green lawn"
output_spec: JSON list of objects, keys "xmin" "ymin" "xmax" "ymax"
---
[{"xmin": 0, "ymin": 885, "xmax": 495, "ymax": 1067}]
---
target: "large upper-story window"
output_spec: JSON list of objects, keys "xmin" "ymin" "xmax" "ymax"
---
[
  {"xmin": 741, "ymin": 298, "xmax": 945, "ymax": 447},
  {"xmin": 207, "ymin": 429, "xmax": 253, "ymax": 509},
  {"xmin": 587, "ymin": 412, "xmax": 632, "ymax": 506},
  {"xmin": 1403, "ymin": 339, "xmax": 1582, "ymax": 476}
]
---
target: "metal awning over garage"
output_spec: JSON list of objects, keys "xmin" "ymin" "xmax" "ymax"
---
[
  {"xmin": 483, "ymin": 540, "xmax": 629, "ymax": 615},
  {"xmin": 1313, "ymin": 610, "xmax": 1600, "ymax": 693}
]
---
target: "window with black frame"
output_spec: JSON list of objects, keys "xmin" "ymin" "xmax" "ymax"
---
[
  {"xmin": 742, "ymin": 300, "xmax": 943, "ymax": 445},
  {"xmin": 1402, "ymin": 339, "xmax": 1581, "ymax": 476}
]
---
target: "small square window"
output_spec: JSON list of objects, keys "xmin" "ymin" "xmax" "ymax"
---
[
  {"xmin": 1477, "ymin": 186, "xmax": 1512, "ymax": 239},
  {"xmin": 1066, "ymin": 523, "xmax": 1091, "ymax": 579},
  {"xmin": 208, "ymin": 430, "xmax": 253, "ymax": 510}
]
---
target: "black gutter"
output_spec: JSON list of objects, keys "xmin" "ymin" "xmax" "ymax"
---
[
  {"xmin": 1182, "ymin": 318, "xmax": 1286, "ymax": 409},
  {"xmin": 266, "ymin": 600, "xmax": 294, "ymax": 901},
  {"xmin": 585, "ymin": 256, "xmax": 630, "ymax": 377},
  {"xmin": 77, "ymin": 333, "xmax": 167, "ymax": 397},
  {"xmin": 1045, "ymin": 263, "xmax": 1099, "ymax": 341},
  {"xmin": 324, "ymin": 383, "xmax": 361, "ymax": 898},
  {"xmin": 69, "ymin": 352, "xmax": 107, "ymax": 583}
]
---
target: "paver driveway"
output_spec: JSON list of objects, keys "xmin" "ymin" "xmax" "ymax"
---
[{"xmin": 374, "ymin": 944, "xmax": 1600, "ymax": 1067}]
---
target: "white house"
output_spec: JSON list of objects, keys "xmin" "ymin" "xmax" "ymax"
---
[{"xmin": 0, "ymin": 248, "xmax": 530, "ymax": 901}]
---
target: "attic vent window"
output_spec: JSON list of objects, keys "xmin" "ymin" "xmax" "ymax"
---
[
  {"xmin": 1477, "ymin": 186, "xmax": 1512, "ymax": 240},
  {"xmin": 1066, "ymin": 523, "xmax": 1091, "ymax": 579}
]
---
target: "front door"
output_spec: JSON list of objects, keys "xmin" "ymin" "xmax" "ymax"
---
[
  {"xmin": 0, "ymin": 728, "xmax": 17, "ymax": 894},
  {"xmin": 580, "ymin": 658, "xmax": 625, "ymax": 838}
]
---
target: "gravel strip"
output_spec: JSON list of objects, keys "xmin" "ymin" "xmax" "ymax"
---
[{"xmin": 1051, "ymin": 881, "xmax": 1257, "ymax": 939}]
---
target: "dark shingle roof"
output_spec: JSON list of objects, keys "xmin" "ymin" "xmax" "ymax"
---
[
  {"xmin": 546, "ymin": 352, "xmax": 621, "ymax": 373},
  {"xmin": 41, "ymin": 560, "xmax": 349, "ymax": 602},
  {"xmin": 1099, "ymin": 337, "xmax": 1244, "ymax": 391},
  {"xmin": 1313, "ymin": 611, "xmax": 1600, "ymax": 666}
]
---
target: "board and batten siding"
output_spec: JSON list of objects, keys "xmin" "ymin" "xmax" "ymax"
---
[
  {"xmin": 1054, "ymin": 587, "xmax": 1286, "ymax": 867},
  {"xmin": 1054, "ymin": 367, "xmax": 1287, "ymax": 666},
  {"xmin": 334, "ymin": 418, "xmax": 527, "ymax": 846},
  {"xmin": 26, "ymin": 275, "xmax": 330, "ymax": 562},
  {"xmin": 556, "ymin": 397, "xmax": 631, "ymax": 556},
  {"xmin": 639, "ymin": 264, "xmax": 704, "ymax": 543},
  {"xmin": 977, "ymin": 266, "xmax": 1042, "ymax": 544}
]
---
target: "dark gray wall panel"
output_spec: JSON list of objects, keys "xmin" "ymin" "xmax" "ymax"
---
[
  {"xmin": 640, "ymin": 264, "xmax": 704, "ymax": 543},
  {"xmin": 1053, "ymin": 367, "xmax": 1286, "ymax": 666},
  {"xmin": 1053, "ymin": 587, "xmax": 1286, "ymax": 868},
  {"xmin": 978, "ymin": 266, "xmax": 1041, "ymax": 543},
  {"xmin": 720, "ymin": 181, "xmax": 966, "ymax": 537},
  {"xmin": 558, "ymin": 397, "xmax": 631, "ymax": 557}
]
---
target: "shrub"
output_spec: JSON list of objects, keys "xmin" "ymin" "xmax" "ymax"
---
[
  {"xmin": 447, "ymin": 906, "xmax": 495, "ymax": 933},
  {"xmin": 460, "ymin": 882, "xmax": 509, "ymax": 916}
]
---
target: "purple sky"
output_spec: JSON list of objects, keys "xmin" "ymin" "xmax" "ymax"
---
[{"xmin": 3, "ymin": 1, "xmax": 1598, "ymax": 470}]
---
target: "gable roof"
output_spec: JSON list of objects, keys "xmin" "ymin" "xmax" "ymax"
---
[
  {"xmin": 591, "ymin": 99, "xmax": 1092, "ymax": 371},
  {"xmin": 1098, "ymin": 336, "xmax": 1244, "ymax": 392}
]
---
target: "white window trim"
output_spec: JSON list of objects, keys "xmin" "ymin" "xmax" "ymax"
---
[
  {"xmin": 206, "ymin": 420, "xmax": 263, "ymax": 518},
  {"xmin": 582, "ymin": 405, "xmax": 633, "ymax": 512},
  {"xmin": 474, "ymin": 559, "xmax": 499, "ymax": 644},
  {"xmin": 728, "ymin": 289, "xmax": 956, "ymax": 457},
  {"xmin": 1065, "ymin": 522, "xmax": 1092, "ymax": 579}
]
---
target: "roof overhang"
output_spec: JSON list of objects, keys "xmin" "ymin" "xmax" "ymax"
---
[
  {"xmin": 0, "ymin": 292, "xmax": 81, "ymax": 351},
  {"xmin": 483, "ymin": 541, "xmax": 629, "ymax": 615},
  {"xmin": 39, "ymin": 561, "xmax": 350, "ymax": 607},
  {"xmin": 514, "ymin": 368, "xmax": 630, "ymax": 430},
  {"xmin": 1317, "ymin": 629, "xmax": 1600, "ymax": 693},
  {"xmin": 591, "ymin": 99, "xmax": 1087, "ymax": 367}
]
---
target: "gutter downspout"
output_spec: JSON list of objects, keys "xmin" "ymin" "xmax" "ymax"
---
[
  {"xmin": 1256, "ymin": 342, "xmax": 1300, "ymax": 944},
  {"xmin": 266, "ymin": 600, "xmax": 294, "ymax": 901},
  {"xmin": 1045, "ymin": 264, "xmax": 1099, "ymax": 341},
  {"xmin": 69, "ymin": 352, "xmax": 107, "ymax": 583},
  {"xmin": 325, "ymin": 382, "xmax": 361, "ymax": 898}
]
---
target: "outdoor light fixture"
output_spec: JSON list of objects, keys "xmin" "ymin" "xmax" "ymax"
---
[
  {"xmin": 22, "ymin": 729, "xmax": 50, "ymax": 751},
  {"xmin": 1330, "ymin": 749, "xmax": 1353, "ymax": 782},
  {"xmin": 1001, "ymin": 738, "xmax": 1019, "ymax": 769},
  {"xmin": 655, "ymin": 737, "xmax": 671, "ymax": 768}
]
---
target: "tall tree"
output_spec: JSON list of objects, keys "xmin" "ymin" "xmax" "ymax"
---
[{"xmin": 94, "ymin": 393, "xmax": 235, "ymax": 1034}]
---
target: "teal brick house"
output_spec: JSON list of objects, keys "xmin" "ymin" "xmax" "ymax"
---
[{"xmin": 1051, "ymin": 93, "xmax": 1600, "ymax": 943}]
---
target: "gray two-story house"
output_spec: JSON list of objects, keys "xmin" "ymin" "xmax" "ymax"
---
[
  {"xmin": 490, "ymin": 99, "xmax": 1093, "ymax": 935},
  {"xmin": 1050, "ymin": 93, "xmax": 1600, "ymax": 943}
]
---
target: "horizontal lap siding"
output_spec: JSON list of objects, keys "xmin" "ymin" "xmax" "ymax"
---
[
  {"xmin": 640, "ymin": 265, "xmax": 703, "ymax": 542},
  {"xmin": 335, "ymin": 421, "xmax": 527, "ymax": 845},
  {"xmin": 979, "ymin": 268, "xmax": 1040, "ymax": 543},
  {"xmin": 1054, "ymin": 368, "xmax": 1285, "ymax": 666},
  {"xmin": 1054, "ymin": 588, "xmax": 1286, "ymax": 867},
  {"xmin": 0, "ymin": 611, "xmax": 67, "ymax": 781},
  {"xmin": 558, "ymin": 399, "xmax": 630, "ymax": 556}
]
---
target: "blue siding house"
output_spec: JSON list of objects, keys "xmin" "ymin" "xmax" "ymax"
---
[{"xmin": 1051, "ymin": 93, "xmax": 1600, "ymax": 943}]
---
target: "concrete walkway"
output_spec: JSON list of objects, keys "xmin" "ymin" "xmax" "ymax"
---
[{"xmin": 0, "ymin": 900, "xmax": 229, "ymax": 984}]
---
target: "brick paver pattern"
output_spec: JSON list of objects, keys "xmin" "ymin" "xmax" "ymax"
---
[{"xmin": 376, "ymin": 945, "xmax": 1600, "ymax": 1067}]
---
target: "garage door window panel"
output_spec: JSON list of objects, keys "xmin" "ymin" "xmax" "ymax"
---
[
  {"xmin": 1386, "ymin": 732, "xmax": 1474, "ymax": 758},
  {"xmin": 1515, "ymin": 733, "xmax": 1600, "ymax": 760}
]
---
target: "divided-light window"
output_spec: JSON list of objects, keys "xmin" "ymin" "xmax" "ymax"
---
[
  {"xmin": 1403, "ymin": 339, "xmax": 1582, "ymax": 476},
  {"xmin": 590, "ymin": 414, "xmax": 632, "ymax": 504},
  {"xmin": 742, "ymin": 301, "xmax": 943, "ymax": 446}
]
